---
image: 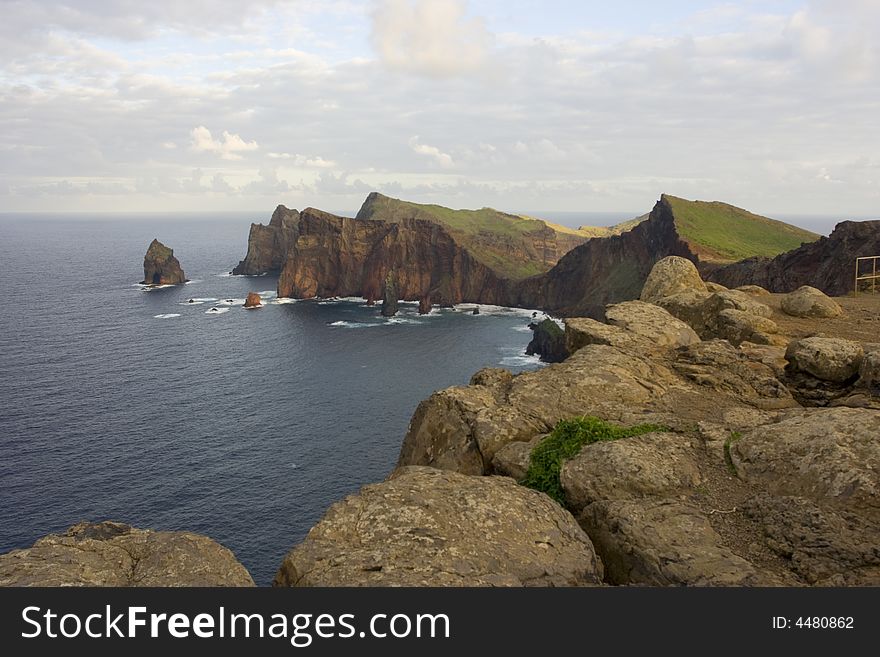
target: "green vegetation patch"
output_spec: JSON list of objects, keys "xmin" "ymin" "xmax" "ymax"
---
[
  {"xmin": 522, "ymin": 416, "xmax": 665, "ymax": 504},
  {"xmin": 664, "ymin": 194, "xmax": 819, "ymax": 263}
]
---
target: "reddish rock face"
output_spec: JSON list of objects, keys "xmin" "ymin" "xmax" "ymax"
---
[
  {"xmin": 708, "ymin": 220, "xmax": 880, "ymax": 296},
  {"xmin": 274, "ymin": 209, "xmax": 513, "ymax": 306},
  {"xmin": 233, "ymin": 205, "xmax": 301, "ymax": 275},
  {"xmin": 142, "ymin": 239, "xmax": 186, "ymax": 285},
  {"xmin": 244, "ymin": 292, "xmax": 262, "ymax": 308},
  {"xmin": 512, "ymin": 198, "xmax": 699, "ymax": 317}
]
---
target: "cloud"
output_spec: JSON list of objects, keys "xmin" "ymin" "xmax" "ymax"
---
[
  {"xmin": 267, "ymin": 152, "xmax": 337, "ymax": 168},
  {"xmin": 408, "ymin": 136, "xmax": 454, "ymax": 169},
  {"xmin": 371, "ymin": 0, "xmax": 493, "ymax": 76},
  {"xmin": 190, "ymin": 126, "xmax": 259, "ymax": 160}
]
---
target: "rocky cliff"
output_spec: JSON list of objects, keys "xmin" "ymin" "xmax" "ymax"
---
[
  {"xmin": 142, "ymin": 239, "xmax": 186, "ymax": 285},
  {"xmin": 274, "ymin": 208, "xmax": 513, "ymax": 306},
  {"xmin": 232, "ymin": 205, "xmax": 301, "ymax": 275},
  {"xmin": 708, "ymin": 220, "xmax": 880, "ymax": 295}
]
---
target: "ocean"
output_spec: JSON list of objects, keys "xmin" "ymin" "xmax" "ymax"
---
[{"xmin": 0, "ymin": 213, "xmax": 548, "ymax": 585}]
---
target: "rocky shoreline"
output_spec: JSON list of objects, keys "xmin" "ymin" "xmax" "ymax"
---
[{"xmin": 3, "ymin": 256, "xmax": 877, "ymax": 587}]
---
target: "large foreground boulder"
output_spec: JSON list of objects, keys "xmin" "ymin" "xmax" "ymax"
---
[
  {"xmin": 781, "ymin": 286, "xmax": 843, "ymax": 318},
  {"xmin": 639, "ymin": 256, "xmax": 707, "ymax": 303},
  {"xmin": 0, "ymin": 522, "xmax": 254, "ymax": 586},
  {"xmin": 785, "ymin": 337, "xmax": 864, "ymax": 383},
  {"xmin": 604, "ymin": 301, "xmax": 700, "ymax": 348},
  {"xmin": 274, "ymin": 467, "xmax": 603, "ymax": 586}
]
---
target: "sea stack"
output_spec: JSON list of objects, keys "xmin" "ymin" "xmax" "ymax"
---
[
  {"xmin": 418, "ymin": 296, "xmax": 432, "ymax": 315},
  {"xmin": 381, "ymin": 271, "xmax": 399, "ymax": 317},
  {"xmin": 142, "ymin": 239, "xmax": 186, "ymax": 286},
  {"xmin": 244, "ymin": 292, "xmax": 262, "ymax": 309}
]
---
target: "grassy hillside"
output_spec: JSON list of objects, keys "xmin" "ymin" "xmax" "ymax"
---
[
  {"xmin": 356, "ymin": 193, "xmax": 590, "ymax": 279},
  {"xmin": 663, "ymin": 194, "xmax": 819, "ymax": 263}
]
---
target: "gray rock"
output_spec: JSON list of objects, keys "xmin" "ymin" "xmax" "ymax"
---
[
  {"xmin": 563, "ymin": 317, "xmax": 652, "ymax": 354},
  {"xmin": 730, "ymin": 408, "xmax": 880, "ymax": 513},
  {"xmin": 604, "ymin": 301, "xmax": 701, "ymax": 348},
  {"xmin": 639, "ymin": 256, "xmax": 706, "ymax": 303},
  {"xmin": 640, "ymin": 256, "xmax": 707, "ymax": 303},
  {"xmin": 491, "ymin": 435, "xmax": 543, "ymax": 481},
  {"xmin": 744, "ymin": 494, "xmax": 880, "ymax": 585},
  {"xmin": 705, "ymin": 282, "xmax": 729, "ymax": 293},
  {"xmin": 715, "ymin": 308, "xmax": 779, "ymax": 346},
  {"xmin": 785, "ymin": 337, "xmax": 864, "ymax": 382},
  {"xmin": 0, "ymin": 522, "xmax": 254, "ymax": 587},
  {"xmin": 581, "ymin": 500, "xmax": 768, "ymax": 586},
  {"xmin": 781, "ymin": 285, "xmax": 843, "ymax": 318},
  {"xmin": 560, "ymin": 432, "xmax": 702, "ymax": 512},
  {"xmin": 274, "ymin": 467, "xmax": 604, "ymax": 587},
  {"xmin": 857, "ymin": 350, "xmax": 880, "ymax": 393}
]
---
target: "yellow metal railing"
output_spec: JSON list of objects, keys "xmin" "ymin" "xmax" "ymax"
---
[{"xmin": 855, "ymin": 256, "xmax": 880, "ymax": 295}]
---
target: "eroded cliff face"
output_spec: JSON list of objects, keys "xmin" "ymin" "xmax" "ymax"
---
[
  {"xmin": 275, "ymin": 209, "xmax": 512, "ymax": 305},
  {"xmin": 511, "ymin": 198, "xmax": 698, "ymax": 317},
  {"xmin": 232, "ymin": 205, "xmax": 301, "ymax": 275},
  {"xmin": 708, "ymin": 220, "xmax": 880, "ymax": 296}
]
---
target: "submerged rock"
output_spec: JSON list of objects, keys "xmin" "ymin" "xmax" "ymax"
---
[
  {"xmin": 0, "ymin": 521, "xmax": 254, "ymax": 587},
  {"xmin": 274, "ymin": 467, "xmax": 603, "ymax": 587},
  {"xmin": 142, "ymin": 239, "xmax": 186, "ymax": 286}
]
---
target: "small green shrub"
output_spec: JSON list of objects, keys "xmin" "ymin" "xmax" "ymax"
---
[
  {"xmin": 723, "ymin": 431, "xmax": 743, "ymax": 476},
  {"xmin": 522, "ymin": 416, "xmax": 665, "ymax": 504}
]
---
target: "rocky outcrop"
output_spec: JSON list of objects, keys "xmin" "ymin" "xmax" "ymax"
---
[
  {"xmin": 785, "ymin": 337, "xmax": 864, "ymax": 383},
  {"xmin": 525, "ymin": 319, "xmax": 568, "ymax": 363},
  {"xmin": 709, "ymin": 220, "xmax": 880, "ymax": 296},
  {"xmin": 380, "ymin": 271, "xmax": 398, "ymax": 317},
  {"xmin": 233, "ymin": 205, "xmax": 301, "ymax": 275},
  {"xmin": 142, "ymin": 239, "xmax": 186, "ymax": 285},
  {"xmin": 0, "ymin": 521, "xmax": 254, "ymax": 586},
  {"xmin": 269, "ymin": 208, "xmax": 512, "ymax": 306},
  {"xmin": 244, "ymin": 292, "xmax": 262, "ymax": 308},
  {"xmin": 273, "ymin": 467, "xmax": 603, "ymax": 587},
  {"xmin": 780, "ymin": 285, "xmax": 843, "ymax": 318}
]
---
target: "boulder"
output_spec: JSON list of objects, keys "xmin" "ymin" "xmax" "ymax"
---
[
  {"xmin": 563, "ymin": 317, "xmax": 652, "ymax": 354},
  {"xmin": 672, "ymin": 340, "xmax": 796, "ymax": 409},
  {"xmin": 714, "ymin": 308, "xmax": 779, "ymax": 346},
  {"xmin": 491, "ymin": 435, "xmax": 543, "ymax": 481},
  {"xmin": 705, "ymin": 282, "xmax": 729, "ymax": 293},
  {"xmin": 656, "ymin": 290, "xmax": 713, "ymax": 333},
  {"xmin": 639, "ymin": 256, "xmax": 707, "ymax": 303},
  {"xmin": 781, "ymin": 286, "xmax": 843, "ymax": 318},
  {"xmin": 525, "ymin": 319, "xmax": 569, "ymax": 363},
  {"xmin": 0, "ymin": 522, "xmax": 254, "ymax": 587},
  {"xmin": 142, "ymin": 239, "xmax": 186, "ymax": 286},
  {"xmin": 729, "ymin": 408, "xmax": 880, "ymax": 513},
  {"xmin": 785, "ymin": 337, "xmax": 864, "ymax": 383},
  {"xmin": 581, "ymin": 500, "xmax": 767, "ymax": 586},
  {"xmin": 560, "ymin": 432, "xmax": 702, "ymax": 512},
  {"xmin": 604, "ymin": 301, "xmax": 701, "ymax": 348},
  {"xmin": 243, "ymin": 292, "xmax": 262, "ymax": 308},
  {"xmin": 744, "ymin": 494, "xmax": 880, "ymax": 585},
  {"xmin": 274, "ymin": 467, "xmax": 604, "ymax": 586}
]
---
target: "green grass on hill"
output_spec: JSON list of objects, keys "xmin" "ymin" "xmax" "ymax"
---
[
  {"xmin": 356, "ymin": 193, "xmax": 590, "ymax": 279},
  {"xmin": 664, "ymin": 194, "xmax": 819, "ymax": 262}
]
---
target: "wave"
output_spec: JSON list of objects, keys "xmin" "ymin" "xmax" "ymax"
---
[
  {"xmin": 153, "ymin": 313, "xmax": 181, "ymax": 319},
  {"xmin": 217, "ymin": 298, "xmax": 245, "ymax": 306},
  {"xmin": 511, "ymin": 325, "xmax": 533, "ymax": 333},
  {"xmin": 384, "ymin": 317, "xmax": 422, "ymax": 325},
  {"xmin": 499, "ymin": 354, "xmax": 546, "ymax": 368},
  {"xmin": 205, "ymin": 307, "xmax": 230, "ymax": 315},
  {"xmin": 328, "ymin": 320, "xmax": 381, "ymax": 329},
  {"xmin": 273, "ymin": 298, "xmax": 297, "ymax": 305}
]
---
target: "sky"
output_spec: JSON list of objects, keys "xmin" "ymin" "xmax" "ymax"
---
[{"xmin": 1, "ymin": 0, "xmax": 878, "ymax": 218}]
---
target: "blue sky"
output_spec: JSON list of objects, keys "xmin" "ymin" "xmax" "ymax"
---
[{"xmin": 1, "ymin": 0, "xmax": 878, "ymax": 217}]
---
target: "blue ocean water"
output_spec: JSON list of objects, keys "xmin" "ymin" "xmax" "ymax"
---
[{"xmin": 0, "ymin": 213, "xmax": 547, "ymax": 585}]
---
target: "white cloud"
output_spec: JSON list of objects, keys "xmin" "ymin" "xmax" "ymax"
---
[
  {"xmin": 408, "ymin": 136, "xmax": 454, "ymax": 169},
  {"xmin": 371, "ymin": 0, "xmax": 493, "ymax": 76},
  {"xmin": 190, "ymin": 126, "xmax": 259, "ymax": 160},
  {"xmin": 267, "ymin": 152, "xmax": 337, "ymax": 167}
]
